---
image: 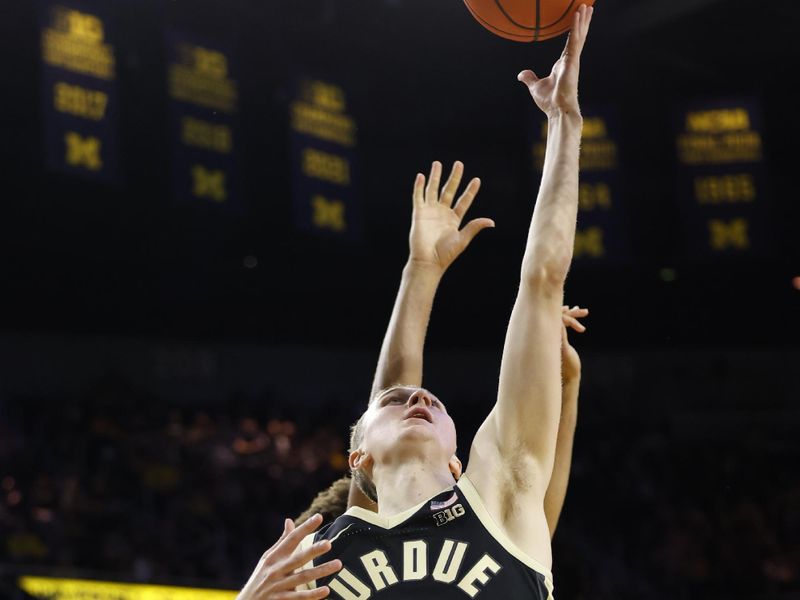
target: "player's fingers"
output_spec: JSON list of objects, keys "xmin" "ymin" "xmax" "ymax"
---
[
  {"xmin": 263, "ymin": 518, "xmax": 294, "ymax": 558},
  {"xmin": 564, "ymin": 316, "xmax": 586, "ymax": 332},
  {"xmin": 459, "ymin": 218, "xmax": 495, "ymax": 246},
  {"xmin": 279, "ymin": 559, "xmax": 343, "ymax": 591},
  {"xmin": 564, "ymin": 7, "xmax": 584, "ymax": 58},
  {"xmin": 566, "ymin": 307, "xmax": 589, "ymax": 317},
  {"xmin": 452, "ymin": 177, "xmax": 481, "ymax": 218},
  {"xmin": 572, "ymin": 4, "xmax": 592, "ymax": 55},
  {"xmin": 413, "ymin": 173, "xmax": 425, "ymax": 208},
  {"xmin": 275, "ymin": 514, "xmax": 324, "ymax": 558},
  {"xmin": 517, "ymin": 69, "xmax": 539, "ymax": 87},
  {"xmin": 271, "ymin": 586, "xmax": 331, "ymax": 600},
  {"xmin": 440, "ymin": 161, "xmax": 464, "ymax": 208},
  {"xmin": 280, "ymin": 539, "xmax": 333, "ymax": 574},
  {"xmin": 425, "ymin": 161, "xmax": 443, "ymax": 203}
]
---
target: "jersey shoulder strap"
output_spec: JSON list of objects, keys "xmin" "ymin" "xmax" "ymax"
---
[{"xmin": 457, "ymin": 473, "xmax": 554, "ymax": 589}]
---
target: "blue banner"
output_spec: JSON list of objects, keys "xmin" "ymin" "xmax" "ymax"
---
[
  {"xmin": 290, "ymin": 78, "xmax": 361, "ymax": 240},
  {"xmin": 675, "ymin": 98, "xmax": 768, "ymax": 258},
  {"xmin": 40, "ymin": 1, "xmax": 119, "ymax": 183},
  {"xmin": 166, "ymin": 32, "xmax": 240, "ymax": 210}
]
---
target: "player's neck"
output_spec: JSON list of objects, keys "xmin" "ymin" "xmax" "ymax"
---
[{"xmin": 372, "ymin": 459, "xmax": 455, "ymax": 517}]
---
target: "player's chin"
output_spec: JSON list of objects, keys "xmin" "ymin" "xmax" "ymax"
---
[{"xmin": 400, "ymin": 423, "xmax": 448, "ymax": 451}]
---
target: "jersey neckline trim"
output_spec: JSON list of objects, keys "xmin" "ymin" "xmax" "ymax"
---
[{"xmin": 344, "ymin": 482, "xmax": 456, "ymax": 529}]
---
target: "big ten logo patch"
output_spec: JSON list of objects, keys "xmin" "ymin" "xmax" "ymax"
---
[{"xmin": 433, "ymin": 504, "xmax": 466, "ymax": 527}]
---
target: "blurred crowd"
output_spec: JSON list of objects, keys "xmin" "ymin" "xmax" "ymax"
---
[{"xmin": 1, "ymin": 378, "xmax": 797, "ymax": 599}]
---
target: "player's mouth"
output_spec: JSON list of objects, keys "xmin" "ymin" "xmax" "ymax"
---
[{"xmin": 404, "ymin": 407, "xmax": 432, "ymax": 423}]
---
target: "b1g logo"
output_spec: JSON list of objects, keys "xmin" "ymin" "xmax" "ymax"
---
[{"xmin": 433, "ymin": 503, "xmax": 466, "ymax": 527}]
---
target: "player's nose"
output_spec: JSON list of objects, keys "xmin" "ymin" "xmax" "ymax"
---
[{"xmin": 407, "ymin": 389, "xmax": 433, "ymax": 408}]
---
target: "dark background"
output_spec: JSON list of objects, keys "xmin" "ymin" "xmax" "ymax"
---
[
  {"xmin": 0, "ymin": 0, "xmax": 797, "ymax": 348},
  {"xmin": 0, "ymin": 1, "xmax": 798, "ymax": 599}
]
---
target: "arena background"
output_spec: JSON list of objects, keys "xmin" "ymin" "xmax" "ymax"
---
[{"xmin": 0, "ymin": 0, "xmax": 798, "ymax": 598}]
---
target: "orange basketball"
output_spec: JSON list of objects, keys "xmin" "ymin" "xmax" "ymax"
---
[{"xmin": 463, "ymin": 0, "xmax": 594, "ymax": 42}]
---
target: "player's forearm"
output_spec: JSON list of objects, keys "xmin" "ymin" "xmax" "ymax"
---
[
  {"xmin": 543, "ymin": 375, "xmax": 579, "ymax": 537},
  {"xmin": 369, "ymin": 260, "xmax": 443, "ymax": 400},
  {"xmin": 521, "ymin": 113, "xmax": 583, "ymax": 286}
]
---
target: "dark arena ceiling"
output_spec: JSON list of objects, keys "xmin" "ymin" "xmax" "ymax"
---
[{"xmin": 0, "ymin": 0, "xmax": 797, "ymax": 349}]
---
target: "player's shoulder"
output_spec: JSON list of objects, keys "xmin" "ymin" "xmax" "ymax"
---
[{"xmin": 302, "ymin": 512, "xmax": 359, "ymax": 547}]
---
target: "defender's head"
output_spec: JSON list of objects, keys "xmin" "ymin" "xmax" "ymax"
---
[{"xmin": 348, "ymin": 386, "xmax": 462, "ymax": 503}]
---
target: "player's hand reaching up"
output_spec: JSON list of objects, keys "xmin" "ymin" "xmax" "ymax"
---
[
  {"xmin": 237, "ymin": 514, "xmax": 341, "ymax": 600},
  {"xmin": 408, "ymin": 161, "xmax": 494, "ymax": 275},
  {"xmin": 517, "ymin": 4, "xmax": 593, "ymax": 119},
  {"xmin": 561, "ymin": 305, "xmax": 588, "ymax": 383}
]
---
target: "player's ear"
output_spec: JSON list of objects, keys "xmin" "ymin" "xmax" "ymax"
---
[
  {"xmin": 448, "ymin": 455, "xmax": 463, "ymax": 480},
  {"xmin": 349, "ymin": 449, "xmax": 370, "ymax": 471}
]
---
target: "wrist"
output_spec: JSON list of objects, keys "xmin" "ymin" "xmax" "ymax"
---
[
  {"xmin": 405, "ymin": 258, "xmax": 446, "ymax": 280},
  {"xmin": 547, "ymin": 108, "xmax": 583, "ymax": 126}
]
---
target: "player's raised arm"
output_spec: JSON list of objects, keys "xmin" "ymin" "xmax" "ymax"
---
[
  {"xmin": 369, "ymin": 160, "xmax": 494, "ymax": 400},
  {"xmin": 466, "ymin": 3, "xmax": 593, "ymax": 566}
]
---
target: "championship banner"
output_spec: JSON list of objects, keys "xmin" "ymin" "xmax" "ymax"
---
[
  {"xmin": 40, "ymin": 1, "xmax": 119, "ymax": 182},
  {"xmin": 676, "ymin": 98, "xmax": 768, "ymax": 258},
  {"xmin": 532, "ymin": 107, "xmax": 628, "ymax": 262},
  {"xmin": 167, "ymin": 32, "xmax": 240, "ymax": 210},
  {"xmin": 289, "ymin": 77, "xmax": 361, "ymax": 240},
  {"xmin": 19, "ymin": 575, "xmax": 236, "ymax": 600}
]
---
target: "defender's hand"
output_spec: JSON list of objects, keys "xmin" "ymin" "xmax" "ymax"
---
[
  {"xmin": 237, "ymin": 514, "xmax": 342, "ymax": 599},
  {"xmin": 408, "ymin": 161, "xmax": 494, "ymax": 274},
  {"xmin": 517, "ymin": 4, "xmax": 594, "ymax": 119},
  {"xmin": 561, "ymin": 305, "xmax": 588, "ymax": 383}
]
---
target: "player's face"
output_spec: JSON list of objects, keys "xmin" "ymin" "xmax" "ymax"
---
[{"xmin": 362, "ymin": 386, "xmax": 457, "ymax": 465}]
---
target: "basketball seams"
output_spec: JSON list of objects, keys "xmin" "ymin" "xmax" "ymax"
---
[
  {"xmin": 543, "ymin": 0, "xmax": 578, "ymax": 30},
  {"xmin": 493, "ymin": 0, "xmax": 537, "ymax": 31},
  {"xmin": 467, "ymin": 0, "xmax": 589, "ymax": 42},
  {"xmin": 464, "ymin": 2, "xmax": 537, "ymax": 41}
]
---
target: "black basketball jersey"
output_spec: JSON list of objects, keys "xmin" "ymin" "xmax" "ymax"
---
[{"xmin": 297, "ymin": 474, "xmax": 554, "ymax": 599}]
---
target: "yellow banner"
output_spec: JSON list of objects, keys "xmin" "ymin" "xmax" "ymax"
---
[{"xmin": 19, "ymin": 576, "xmax": 237, "ymax": 600}]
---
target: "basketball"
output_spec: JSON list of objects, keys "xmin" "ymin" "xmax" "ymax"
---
[{"xmin": 463, "ymin": 0, "xmax": 595, "ymax": 42}]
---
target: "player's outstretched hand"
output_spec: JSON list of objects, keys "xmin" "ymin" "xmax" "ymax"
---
[
  {"xmin": 517, "ymin": 4, "xmax": 594, "ymax": 119},
  {"xmin": 409, "ymin": 161, "xmax": 494, "ymax": 275},
  {"xmin": 561, "ymin": 305, "xmax": 588, "ymax": 382},
  {"xmin": 237, "ymin": 514, "xmax": 341, "ymax": 600}
]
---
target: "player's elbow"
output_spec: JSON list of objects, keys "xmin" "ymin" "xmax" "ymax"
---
[{"xmin": 520, "ymin": 251, "xmax": 570, "ymax": 291}]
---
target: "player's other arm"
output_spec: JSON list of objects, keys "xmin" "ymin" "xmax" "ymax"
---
[
  {"xmin": 544, "ymin": 306, "xmax": 587, "ymax": 537},
  {"xmin": 369, "ymin": 161, "xmax": 493, "ymax": 399},
  {"xmin": 351, "ymin": 161, "xmax": 493, "ymax": 510}
]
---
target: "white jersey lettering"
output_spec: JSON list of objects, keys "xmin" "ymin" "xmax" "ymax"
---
[
  {"xmin": 403, "ymin": 540, "xmax": 428, "ymax": 581},
  {"xmin": 360, "ymin": 549, "xmax": 399, "ymax": 591},
  {"xmin": 329, "ymin": 567, "xmax": 372, "ymax": 599},
  {"xmin": 432, "ymin": 540, "xmax": 468, "ymax": 583},
  {"xmin": 457, "ymin": 554, "xmax": 502, "ymax": 597}
]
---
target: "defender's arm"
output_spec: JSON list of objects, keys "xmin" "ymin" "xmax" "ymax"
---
[{"xmin": 544, "ymin": 306, "xmax": 586, "ymax": 537}]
